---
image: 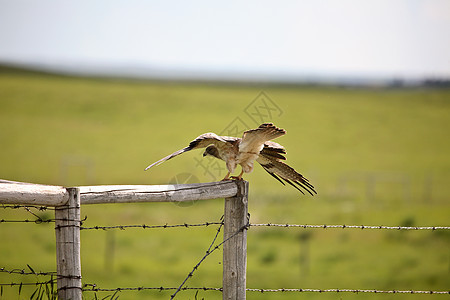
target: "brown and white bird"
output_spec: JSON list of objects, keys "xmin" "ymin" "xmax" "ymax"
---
[{"xmin": 145, "ymin": 123, "xmax": 316, "ymax": 195}]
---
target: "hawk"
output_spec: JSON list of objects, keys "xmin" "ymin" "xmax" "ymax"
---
[{"xmin": 145, "ymin": 123, "xmax": 316, "ymax": 195}]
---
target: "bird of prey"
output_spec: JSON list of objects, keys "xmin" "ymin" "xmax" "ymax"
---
[{"xmin": 145, "ymin": 123, "xmax": 316, "ymax": 195}]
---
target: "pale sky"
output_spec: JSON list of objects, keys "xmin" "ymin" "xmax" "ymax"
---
[{"xmin": 0, "ymin": 0, "xmax": 449, "ymax": 80}]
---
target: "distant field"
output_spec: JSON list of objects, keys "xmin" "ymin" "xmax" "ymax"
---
[{"xmin": 0, "ymin": 69, "xmax": 449, "ymax": 299}]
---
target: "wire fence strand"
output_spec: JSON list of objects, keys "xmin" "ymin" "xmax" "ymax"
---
[
  {"xmin": 1, "ymin": 205, "xmax": 56, "ymax": 224},
  {"xmin": 81, "ymin": 286, "xmax": 450, "ymax": 295},
  {"xmin": 170, "ymin": 220, "xmax": 225, "ymax": 299},
  {"xmin": 80, "ymin": 221, "xmax": 223, "ymax": 231},
  {"xmin": 0, "ymin": 280, "xmax": 56, "ymax": 287},
  {"xmin": 79, "ymin": 222, "xmax": 450, "ymax": 231},
  {"xmin": 247, "ymin": 288, "xmax": 450, "ymax": 294},
  {"xmin": 82, "ymin": 285, "xmax": 222, "ymax": 292},
  {"xmin": 1, "ymin": 205, "xmax": 55, "ymax": 211},
  {"xmin": 0, "ymin": 267, "xmax": 56, "ymax": 277},
  {"xmin": 0, "ymin": 219, "xmax": 54, "ymax": 224},
  {"xmin": 75, "ymin": 216, "xmax": 450, "ymax": 231},
  {"xmin": 0, "ymin": 267, "xmax": 81, "ymax": 281},
  {"xmin": 250, "ymin": 223, "xmax": 450, "ymax": 230},
  {"xmin": 3, "ymin": 202, "xmax": 450, "ymax": 298}
]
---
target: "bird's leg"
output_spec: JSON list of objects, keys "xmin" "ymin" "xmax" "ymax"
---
[
  {"xmin": 230, "ymin": 168, "xmax": 244, "ymax": 180},
  {"xmin": 221, "ymin": 171, "xmax": 231, "ymax": 181}
]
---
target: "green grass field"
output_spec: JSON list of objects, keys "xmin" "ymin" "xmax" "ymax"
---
[{"xmin": 0, "ymin": 68, "xmax": 449, "ymax": 299}]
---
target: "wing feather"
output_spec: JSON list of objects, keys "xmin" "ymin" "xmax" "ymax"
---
[
  {"xmin": 239, "ymin": 123, "xmax": 286, "ymax": 154},
  {"xmin": 264, "ymin": 141, "xmax": 286, "ymax": 153},
  {"xmin": 257, "ymin": 154, "xmax": 316, "ymax": 196},
  {"xmin": 144, "ymin": 133, "xmax": 230, "ymax": 171},
  {"xmin": 261, "ymin": 141, "xmax": 286, "ymax": 160},
  {"xmin": 144, "ymin": 147, "xmax": 190, "ymax": 170}
]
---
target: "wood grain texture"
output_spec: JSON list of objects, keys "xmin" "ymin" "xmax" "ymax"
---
[
  {"xmin": 223, "ymin": 180, "xmax": 248, "ymax": 300},
  {"xmin": 0, "ymin": 182, "xmax": 69, "ymax": 206},
  {"xmin": 55, "ymin": 187, "xmax": 82, "ymax": 300},
  {"xmin": 0, "ymin": 180, "xmax": 238, "ymax": 206},
  {"xmin": 79, "ymin": 181, "xmax": 238, "ymax": 204}
]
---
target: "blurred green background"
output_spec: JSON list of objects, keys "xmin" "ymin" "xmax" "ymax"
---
[{"xmin": 0, "ymin": 68, "xmax": 449, "ymax": 299}]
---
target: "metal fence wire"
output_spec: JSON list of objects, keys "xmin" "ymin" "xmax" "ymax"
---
[
  {"xmin": 2, "ymin": 209, "xmax": 450, "ymax": 298},
  {"xmin": 1, "ymin": 184, "xmax": 450, "ymax": 299},
  {"xmin": 79, "ymin": 220, "xmax": 450, "ymax": 297}
]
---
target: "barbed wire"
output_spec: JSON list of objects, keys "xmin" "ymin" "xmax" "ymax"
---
[
  {"xmin": 81, "ymin": 217, "xmax": 248, "ymax": 299},
  {"xmin": 1, "ymin": 205, "xmax": 55, "ymax": 224},
  {"xmin": 0, "ymin": 267, "xmax": 80, "ymax": 281},
  {"xmin": 80, "ymin": 221, "xmax": 223, "ymax": 231},
  {"xmin": 0, "ymin": 218, "xmax": 54, "ymax": 224},
  {"xmin": 0, "ymin": 205, "xmax": 85, "ymax": 225},
  {"xmin": 170, "ymin": 218, "xmax": 226, "ymax": 299},
  {"xmin": 3, "ymin": 202, "xmax": 449, "ymax": 298},
  {"xmin": 0, "ymin": 280, "xmax": 56, "ymax": 287},
  {"xmin": 5, "ymin": 203, "xmax": 447, "ymax": 231},
  {"xmin": 81, "ymin": 285, "xmax": 450, "ymax": 295},
  {"xmin": 23, "ymin": 206, "xmax": 45, "ymax": 219},
  {"xmin": 1, "ymin": 204, "xmax": 54, "ymax": 211},
  {"xmin": 4, "ymin": 219, "xmax": 449, "ymax": 230},
  {"xmin": 1, "ymin": 216, "xmax": 86, "ymax": 225},
  {"xmin": 78, "ymin": 222, "xmax": 450, "ymax": 231},
  {"xmin": 4, "ymin": 265, "xmax": 448, "ymax": 295},
  {"xmin": 82, "ymin": 285, "xmax": 222, "ymax": 292},
  {"xmin": 250, "ymin": 223, "xmax": 450, "ymax": 230},
  {"xmin": 1, "ymin": 204, "xmax": 80, "ymax": 211},
  {"xmin": 247, "ymin": 288, "xmax": 450, "ymax": 294},
  {"xmin": 0, "ymin": 267, "xmax": 56, "ymax": 277}
]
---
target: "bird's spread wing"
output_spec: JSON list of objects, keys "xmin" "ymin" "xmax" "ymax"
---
[
  {"xmin": 144, "ymin": 133, "xmax": 230, "ymax": 170},
  {"xmin": 256, "ymin": 154, "xmax": 316, "ymax": 196},
  {"xmin": 239, "ymin": 123, "xmax": 286, "ymax": 154},
  {"xmin": 261, "ymin": 141, "xmax": 286, "ymax": 160}
]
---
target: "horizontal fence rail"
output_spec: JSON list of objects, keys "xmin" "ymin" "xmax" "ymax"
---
[
  {"xmin": 79, "ymin": 182, "xmax": 238, "ymax": 204},
  {"xmin": 0, "ymin": 181, "xmax": 69, "ymax": 206},
  {"xmin": 0, "ymin": 180, "xmax": 238, "ymax": 206}
]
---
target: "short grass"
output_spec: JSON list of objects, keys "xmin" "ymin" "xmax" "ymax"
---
[{"xmin": 0, "ymin": 69, "xmax": 449, "ymax": 299}]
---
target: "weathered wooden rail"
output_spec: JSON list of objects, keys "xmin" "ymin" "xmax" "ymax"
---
[{"xmin": 0, "ymin": 179, "xmax": 248, "ymax": 300}]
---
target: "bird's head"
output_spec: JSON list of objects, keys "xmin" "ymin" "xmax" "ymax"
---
[{"xmin": 203, "ymin": 145, "xmax": 220, "ymax": 159}]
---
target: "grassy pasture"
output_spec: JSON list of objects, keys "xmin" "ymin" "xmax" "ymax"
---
[{"xmin": 0, "ymin": 69, "xmax": 449, "ymax": 299}]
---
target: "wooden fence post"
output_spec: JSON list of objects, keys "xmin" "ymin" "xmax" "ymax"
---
[
  {"xmin": 55, "ymin": 187, "xmax": 82, "ymax": 300},
  {"xmin": 223, "ymin": 180, "xmax": 248, "ymax": 300}
]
